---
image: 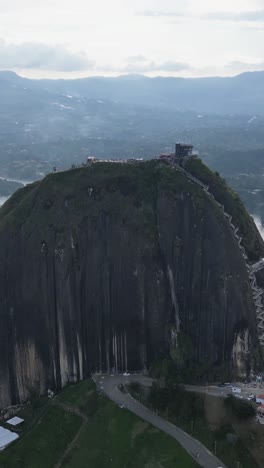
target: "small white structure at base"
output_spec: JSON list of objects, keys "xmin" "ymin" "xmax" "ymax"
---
[
  {"xmin": 48, "ymin": 389, "xmax": 54, "ymax": 398},
  {"xmin": 6, "ymin": 416, "xmax": 24, "ymax": 427},
  {"xmin": 0, "ymin": 426, "xmax": 19, "ymax": 451}
]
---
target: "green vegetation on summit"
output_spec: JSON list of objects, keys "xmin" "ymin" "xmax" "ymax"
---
[
  {"xmin": 0, "ymin": 160, "xmax": 204, "ymax": 235},
  {"xmin": 186, "ymin": 158, "xmax": 264, "ymax": 260}
]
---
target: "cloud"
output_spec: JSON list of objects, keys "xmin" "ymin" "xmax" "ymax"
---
[
  {"xmin": 0, "ymin": 40, "xmax": 95, "ymax": 71},
  {"xmin": 0, "ymin": 39, "xmax": 189, "ymax": 75},
  {"xmin": 126, "ymin": 55, "xmax": 148, "ymax": 63},
  {"xmin": 205, "ymin": 10, "xmax": 264, "ymax": 22},
  {"xmin": 136, "ymin": 10, "xmax": 183, "ymax": 18},
  {"xmin": 226, "ymin": 60, "xmax": 264, "ymax": 72},
  {"xmin": 136, "ymin": 8, "xmax": 264, "ymax": 22},
  {"xmin": 145, "ymin": 61, "xmax": 190, "ymax": 72},
  {"xmin": 99, "ymin": 60, "xmax": 190, "ymax": 73},
  {"xmin": 0, "ymin": 0, "xmax": 58, "ymax": 12}
]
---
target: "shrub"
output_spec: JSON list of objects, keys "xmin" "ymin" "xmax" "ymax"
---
[
  {"xmin": 128, "ymin": 381, "xmax": 141, "ymax": 394},
  {"xmin": 224, "ymin": 395, "xmax": 256, "ymax": 419}
]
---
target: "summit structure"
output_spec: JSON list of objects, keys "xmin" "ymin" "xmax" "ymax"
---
[{"xmin": 159, "ymin": 142, "xmax": 198, "ymax": 166}]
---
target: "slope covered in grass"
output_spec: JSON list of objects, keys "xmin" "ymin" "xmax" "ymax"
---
[
  {"xmin": 0, "ymin": 380, "xmax": 198, "ymax": 468},
  {"xmin": 0, "ymin": 405, "xmax": 81, "ymax": 468}
]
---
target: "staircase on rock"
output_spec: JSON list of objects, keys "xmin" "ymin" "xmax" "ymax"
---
[{"xmin": 171, "ymin": 162, "xmax": 264, "ymax": 347}]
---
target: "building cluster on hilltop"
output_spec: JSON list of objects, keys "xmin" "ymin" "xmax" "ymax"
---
[
  {"xmin": 86, "ymin": 156, "xmax": 144, "ymax": 165},
  {"xmin": 84, "ymin": 143, "xmax": 198, "ymax": 168}
]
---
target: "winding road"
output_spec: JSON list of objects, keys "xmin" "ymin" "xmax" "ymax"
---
[{"xmin": 93, "ymin": 374, "xmax": 226, "ymax": 468}]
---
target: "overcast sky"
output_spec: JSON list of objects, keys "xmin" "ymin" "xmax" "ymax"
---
[{"xmin": 0, "ymin": 0, "xmax": 264, "ymax": 78}]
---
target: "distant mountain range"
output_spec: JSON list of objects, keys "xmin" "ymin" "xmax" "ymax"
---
[
  {"xmin": 1, "ymin": 69, "xmax": 264, "ymax": 184},
  {"xmin": 1, "ymin": 70, "xmax": 264, "ymax": 115}
]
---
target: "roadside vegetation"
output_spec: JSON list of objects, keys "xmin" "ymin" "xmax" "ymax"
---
[
  {"xmin": 150, "ymin": 350, "xmax": 232, "ymax": 385},
  {"xmin": 128, "ymin": 380, "xmax": 260, "ymax": 468},
  {"xmin": 224, "ymin": 396, "xmax": 256, "ymax": 419},
  {"xmin": 0, "ymin": 379, "xmax": 198, "ymax": 468}
]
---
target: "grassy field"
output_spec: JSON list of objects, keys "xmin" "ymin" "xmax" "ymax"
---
[
  {"xmin": 0, "ymin": 405, "xmax": 82, "ymax": 468},
  {"xmin": 0, "ymin": 380, "xmax": 198, "ymax": 468}
]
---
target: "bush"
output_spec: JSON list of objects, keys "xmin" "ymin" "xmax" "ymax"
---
[
  {"xmin": 149, "ymin": 357, "xmax": 231, "ymax": 386},
  {"xmin": 149, "ymin": 358, "xmax": 176, "ymax": 381},
  {"xmin": 148, "ymin": 382, "xmax": 168, "ymax": 411},
  {"xmin": 128, "ymin": 381, "xmax": 141, "ymax": 394},
  {"xmin": 147, "ymin": 382, "xmax": 205, "ymax": 422},
  {"xmin": 224, "ymin": 396, "xmax": 256, "ymax": 419}
]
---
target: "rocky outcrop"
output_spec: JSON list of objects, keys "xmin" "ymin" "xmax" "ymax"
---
[{"xmin": 0, "ymin": 161, "xmax": 262, "ymax": 407}]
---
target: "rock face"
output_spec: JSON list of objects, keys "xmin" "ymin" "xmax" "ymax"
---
[{"xmin": 0, "ymin": 160, "xmax": 262, "ymax": 408}]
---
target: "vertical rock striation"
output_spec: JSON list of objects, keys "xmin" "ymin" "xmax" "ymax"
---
[{"xmin": 0, "ymin": 160, "xmax": 262, "ymax": 408}]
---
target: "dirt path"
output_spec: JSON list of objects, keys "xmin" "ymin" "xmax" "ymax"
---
[{"xmin": 54, "ymin": 401, "xmax": 88, "ymax": 468}]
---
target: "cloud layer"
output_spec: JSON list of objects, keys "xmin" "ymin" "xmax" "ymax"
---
[
  {"xmin": 99, "ymin": 60, "xmax": 190, "ymax": 73},
  {"xmin": 0, "ymin": 40, "xmax": 94, "ymax": 71},
  {"xmin": 0, "ymin": 40, "xmax": 190, "ymax": 74},
  {"xmin": 0, "ymin": 1, "xmax": 264, "ymax": 78},
  {"xmin": 205, "ymin": 9, "xmax": 264, "ymax": 21},
  {"xmin": 136, "ymin": 10, "xmax": 184, "ymax": 17},
  {"xmin": 226, "ymin": 60, "xmax": 264, "ymax": 71},
  {"xmin": 137, "ymin": 8, "xmax": 264, "ymax": 22}
]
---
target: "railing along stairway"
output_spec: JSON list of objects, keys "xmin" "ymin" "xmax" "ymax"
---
[{"xmin": 171, "ymin": 161, "xmax": 264, "ymax": 346}]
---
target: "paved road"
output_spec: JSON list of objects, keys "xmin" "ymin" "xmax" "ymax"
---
[
  {"xmin": 185, "ymin": 385, "xmax": 229, "ymax": 399},
  {"xmin": 185, "ymin": 383, "xmax": 263, "ymax": 400},
  {"xmin": 93, "ymin": 374, "xmax": 226, "ymax": 468}
]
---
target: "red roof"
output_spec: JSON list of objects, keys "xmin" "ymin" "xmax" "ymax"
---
[{"xmin": 257, "ymin": 405, "xmax": 264, "ymax": 412}]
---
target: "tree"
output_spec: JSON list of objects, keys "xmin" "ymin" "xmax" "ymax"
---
[{"xmin": 224, "ymin": 396, "xmax": 256, "ymax": 419}]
